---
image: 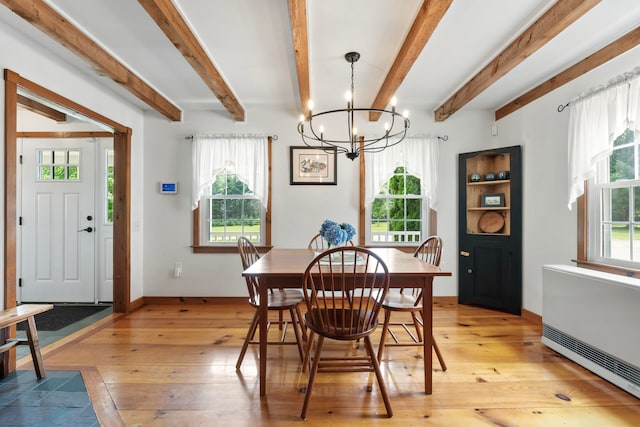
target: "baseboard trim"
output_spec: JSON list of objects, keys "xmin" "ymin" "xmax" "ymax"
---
[
  {"xmin": 521, "ymin": 307, "xmax": 542, "ymax": 326},
  {"xmin": 140, "ymin": 295, "xmax": 456, "ymax": 306},
  {"xmin": 142, "ymin": 296, "xmax": 248, "ymax": 305}
]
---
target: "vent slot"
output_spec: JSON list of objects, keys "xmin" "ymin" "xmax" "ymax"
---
[{"xmin": 543, "ymin": 324, "xmax": 640, "ymax": 387}]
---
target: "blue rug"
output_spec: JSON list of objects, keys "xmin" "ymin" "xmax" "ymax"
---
[{"xmin": 0, "ymin": 370, "xmax": 99, "ymax": 426}]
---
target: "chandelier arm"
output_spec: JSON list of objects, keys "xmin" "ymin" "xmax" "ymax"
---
[
  {"xmin": 300, "ymin": 116, "xmax": 409, "ymax": 144},
  {"xmin": 307, "ymin": 117, "xmax": 324, "ymax": 141},
  {"xmin": 300, "ymin": 133, "xmax": 348, "ymax": 154}
]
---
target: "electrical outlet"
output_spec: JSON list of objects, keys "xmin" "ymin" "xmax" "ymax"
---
[{"xmin": 174, "ymin": 262, "xmax": 183, "ymax": 278}]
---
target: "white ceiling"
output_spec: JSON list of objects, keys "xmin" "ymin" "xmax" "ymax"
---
[{"xmin": 1, "ymin": 0, "xmax": 639, "ymax": 121}]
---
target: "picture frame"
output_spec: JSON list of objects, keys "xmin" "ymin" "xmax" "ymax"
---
[
  {"xmin": 481, "ymin": 193, "xmax": 505, "ymax": 207},
  {"xmin": 290, "ymin": 146, "xmax": 337, "ymax": 185}
]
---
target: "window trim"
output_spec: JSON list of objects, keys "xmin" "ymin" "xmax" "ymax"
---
[
  {"xmin": 577, "ymin": 130, "xmax": 640, "ymax": 277},
  {"xmin": 577, "ymin": 183, "xmax": 640, "ymax": 278},
  {"xmin": 192, "ymin": 137, "xmax": 272, "ymax": 253}
]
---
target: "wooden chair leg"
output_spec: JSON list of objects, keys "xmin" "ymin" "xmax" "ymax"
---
[
  {"xmin": 302, "ymin": 329, "xmax": 315, "ymax": 373},
  {"xmin": 433, "ymin": 335, "xmax": 447, "ymax": 371},
  {"xmin": 236, "ymin": 310, "xmax": 259, "ymax": 370},
  {"xmin": 295, "ymin": 304, "xmax": 307, "ymax": 341},
  {"xmin": 364, "ymin": 335, "xmax": 393, "ymax": 417},
  {"xmin": 301, "ymin": 335, "xmax": 324, "ymax": 420},
  {"xmin": 377, "ymin": 309, "xmax": 392, "ymax": 363},
  {"xmin": 410, "ymin": 311, "xmax": 423, "ymax": 342},
  {"xmin": 289, "ymin": 308, "xmax": 305, "ymax": 363}
]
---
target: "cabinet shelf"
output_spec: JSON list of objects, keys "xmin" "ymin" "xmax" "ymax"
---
[
  {"xmin": 467, "ymin": 180, "xmax": 510, "ymax": 186},
  {"xmin": 468, "ymin": 207, "xmax": 509, "ymax": 211}
]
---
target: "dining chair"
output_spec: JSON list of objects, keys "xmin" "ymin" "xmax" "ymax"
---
[
  {"xmin": 235, "ymin": 237, "xmax": 307, "ymax": 370},
  {"xmin": 307, "ymin": 233, "xmax": 354, "ymax": 251},
  {"xmin": 300, "ymin": 246, "xmax": 393, "ymax": 419},
  {"xmin": 376, "ymin": 235, "xmax": 446, "ymax": 371}
]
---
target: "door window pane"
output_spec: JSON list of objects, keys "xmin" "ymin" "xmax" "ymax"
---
[{"xmin": 36, "ymin": 149, "xmax": 81, "ymax": 181}]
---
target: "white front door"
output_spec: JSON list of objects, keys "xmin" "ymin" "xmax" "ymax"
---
[{"xmin": 19, "ymin": 138, "xmax": 96, "ymax": 302}]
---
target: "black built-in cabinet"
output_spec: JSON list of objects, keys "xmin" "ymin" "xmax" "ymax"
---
[{"xmin": 458, "ymin": 145, "xmax": 522, "ymax": 315}]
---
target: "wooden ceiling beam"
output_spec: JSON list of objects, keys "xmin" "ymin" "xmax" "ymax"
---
[
  {"xmin": 287, "ymin": 0, "xmax": 311, "ymax": 118},
  {"xmin": 17, "ymin": 94, "xmax": 66, "ymax": 122},
  {"xmin": 434, "ymin": 0, "xmax": 601, "ymax": 122},
  {"xmin": 496, "ymin": 26, "xmax": 640, "ymax": 120},
  {"xmin": 138, "ymin": 0, "xmax": 245, "ymax": 122},
  {"xmin": 0, "ymin": 0, "xmax": 182, "ymax": 121},
  {"xmin": 369, "ymin": 0, "xmax": 453, "ymax": 121}
]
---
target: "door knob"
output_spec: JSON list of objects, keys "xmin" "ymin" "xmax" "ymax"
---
[
  {"xmin": 467, "ymin": 268, "xmax": 473, "ymax": 274},
  {"xmin": 78, "ymin": 227, "xmax": 93, "ymax": 233}
]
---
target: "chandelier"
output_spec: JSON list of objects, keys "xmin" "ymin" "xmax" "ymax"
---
[{"xmin": 297, "ymin": 52, "xmax": 410, "ymax": 160}]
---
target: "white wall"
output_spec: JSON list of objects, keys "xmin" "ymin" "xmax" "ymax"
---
[
  {"xmin": 0, "ymin": 23, "xmax": 147, "ymax": 308},
  {"xmin": 142, "ymin": 108, "xmax": 491, "ymax": 297}
]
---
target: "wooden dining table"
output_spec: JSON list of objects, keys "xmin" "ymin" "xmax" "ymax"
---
[{"xmin": 242, "ymin": 247, "xmax": 452, "ymax": 396}]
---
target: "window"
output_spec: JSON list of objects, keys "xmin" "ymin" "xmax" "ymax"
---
[
  {"xmin": 37, "ymin": 149, "xmax": 80, "ymax": 181},
  {"xmin": 200, "ymin": 165, "xmax": 264, "ymax": 244},
  {"xmin": 362, "ymin": 137, "xmax": 438, "ymax": 246},
  {"xmin": 589, "ymin": 129, "xmax": 640, "ymax": 266},
  {"xmin": 192, "ymin": 135, "xmax": 271, "ymax": 252},
  {"xmin": 369, "ymin": 166, "xmax": 427, "ymax": 243},
  {"xmin": 570, "ymin": 69, "xmax": 640, "ymax": 275}
]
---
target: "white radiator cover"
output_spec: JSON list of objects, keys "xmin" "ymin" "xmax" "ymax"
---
[{"xmin": 542, "ymin": 265, "xmax": 640, "ymax": 399}]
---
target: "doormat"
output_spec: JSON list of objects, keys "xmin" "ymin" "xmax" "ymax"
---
[{"xmin": 16, "ymin": 304, "xmax": 111, "ymax": 331}]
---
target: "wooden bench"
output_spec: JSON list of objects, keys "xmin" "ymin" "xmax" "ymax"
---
[{"xmin": 0, "ymin": 304, "xmax": 53, "ymax": 379}]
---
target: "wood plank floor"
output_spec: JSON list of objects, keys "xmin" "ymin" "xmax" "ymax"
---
[{"xmin": 17, "ymin": 299, "xmax": 640, "ymax": 426}]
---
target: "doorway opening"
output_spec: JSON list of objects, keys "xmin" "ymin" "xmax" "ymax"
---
[{"xmin": 4, "ymin": 69, "xmax": 132, "ymax": 375}]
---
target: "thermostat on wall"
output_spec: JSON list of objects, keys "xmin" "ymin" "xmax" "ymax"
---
[{"xmin": 160, "ymin": 182, "xmax": 178, "ymax": 194}]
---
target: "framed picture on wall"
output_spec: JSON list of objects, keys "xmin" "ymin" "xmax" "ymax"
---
[{"xmin": 290, "ymin": 146, "xmax": 337, "ymax": 185}]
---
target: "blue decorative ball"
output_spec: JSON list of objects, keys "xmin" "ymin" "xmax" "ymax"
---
[
  {"xmin": 485, "ymin": 172, "xmax": 496, "ymax": 181},
  {"xmin": 497, "ymin": 170, "xmax": 510, "ymax": 180}
]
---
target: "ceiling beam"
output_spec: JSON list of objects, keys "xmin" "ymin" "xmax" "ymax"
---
[
  {"xmin": 0, "ymin": 0, "xmax": 182, "ymax": 121},
  {"xmin": 287, "ymin": 0, "xmax": 311, "ymax": 118},
  {"xmin": 369, "ymin": 0, "xmax": 453, "ymax": 121},
  {"xmin": 434, "ymin": 0, "xmax": 601, "ymax": 122},
  {"xmin": 138, "ymin": 0, "xmax": 245, "ymax": 122},
  {"xmin": 495, "ymin": 26, "xmax": 640, "ymax": 120},
  {"xmin": 17, "ymin": 94, "xmax": 66, "ymax": 122}
]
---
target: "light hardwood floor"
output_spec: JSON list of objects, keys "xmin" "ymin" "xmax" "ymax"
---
[{"xmin": 17, "ymin": 298, "xmax": 640, "ymax": 426}]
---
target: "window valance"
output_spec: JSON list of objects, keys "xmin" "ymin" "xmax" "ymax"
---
[
  {"xmin": 365, "ymin": 136, "xmax": 439, "ymax": 210},
  {"xmin": 568, "ymin": 68, "xmax": 640, "ymax": 209},
  {"xmin": 191, "ymin": 134, "xmax": 268, "ymax": 210}
]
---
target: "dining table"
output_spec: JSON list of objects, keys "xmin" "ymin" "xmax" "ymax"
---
[{"xmin": 242, "ymin": 246, "xmax": 451, "ymax": 396}]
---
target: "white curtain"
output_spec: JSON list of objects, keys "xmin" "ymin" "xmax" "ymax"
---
[
  {"xmin": 365, "ymin": 136, "xmax": 439, "ymax": 210},
  {"xmin": 567, "ymin": 69, "xmax": 640, "ymax": 209},
  {"xmin": 191, "ymin": 134, "xmax": 268, "ymax": 210}
]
